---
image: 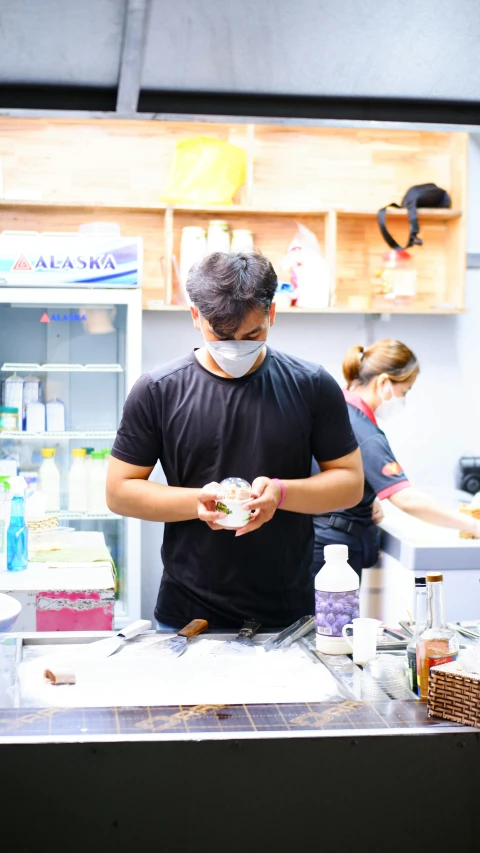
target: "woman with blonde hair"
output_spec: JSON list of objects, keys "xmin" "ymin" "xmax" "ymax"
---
[{"xmin": 311, "ymin": 338, "xmax": 480, "ymax": 578}]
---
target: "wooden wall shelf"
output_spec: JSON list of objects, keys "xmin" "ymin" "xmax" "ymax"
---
[
  {"xmin": 0, "ymin": 118, "xmax": 468, "ymax": 315},
  {"xmin": 144, "ymin": 302, "xmax": 465, "ymax": 316},
  {"xmin": 0, "ymin": 199, "xmax": 463, "ymax": 219}
]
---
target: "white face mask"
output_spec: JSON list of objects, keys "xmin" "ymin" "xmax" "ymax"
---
[
  {"xmin": 204, "ymin": 337, "xmax": 266, "ymax": 378},
  {"xmin": 200, "ymin": 315, "xmax": 269, "ymax": 378},
  {"xmin": 376, "ymin": 381, "xmax": 406, "ymax": 421}
]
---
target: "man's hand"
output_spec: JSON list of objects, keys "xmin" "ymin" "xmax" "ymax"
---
[
  {"xmin": 372, "ymin": 498, "xmax": 384, "ymax": 526},
  {"xmin": 235, "ymin": 476, "xmax": 282, "ymax": 537},
  {"xmin": 197, "ymin": 482, "xmax": 225, "ymax": 530}
]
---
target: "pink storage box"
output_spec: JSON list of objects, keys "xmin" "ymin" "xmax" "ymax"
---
[{"xmin": 0, "ymin": 562, "xmax": 115, "ymax": 632}]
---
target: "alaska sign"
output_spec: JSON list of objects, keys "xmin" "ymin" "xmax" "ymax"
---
[
  {"xmin": 0, "ymin": 233, "xmax": 141, "ymax": 287},
  {"xmin": 12, "ymin": 252, "xmax": 116, "ymax": 272}
]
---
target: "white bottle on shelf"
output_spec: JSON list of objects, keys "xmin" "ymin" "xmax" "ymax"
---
[
  {"xmin": 23, "ymin": 376, "xmax": 41, "ymax": 427},
  {"xmin": 88, "ymin": 451, "xmax": 108, "ymax": 514},
  {"xmin": 26, "ymin": 401, "xmax": 45, "ymax": 433},
  {"xmin": 46, "ymin": 399, "xmax": 65, "ymax": 432},
  {"xmin": 179, "ymin": 226, "xmax": 207, "ymax": 296},
  {"xmin": 38, "ymin": 448, "xmax": 61, "ymax": 511},
  {"xmin": 207, "ymin": 220, "xmax": 230, "ymax": 254},
  {"xmin": 4, "ymin": 374, "xmax": 23, "ymax": 431},
  {"xmin": 68, "ymin": 448, "xmax": 87, "ymax": 512}
]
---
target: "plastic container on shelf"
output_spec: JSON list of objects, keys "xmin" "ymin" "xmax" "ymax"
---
[
  {"xmin": 0, "ymin": 407, "xmax": 19, "ymax": 431},
  {"xmin": 88, "ymin": 451, "xmax": 108, "ymax": 513},
  {"xmin": 84, "ymin": 447, "xmax": 94, "ymax": 488},
  {"xmin": 179, "ymin": 226, "xmax": 207, "ymax": 294},
  {"xmin": 207, "ymin": 220, "xmax": 230, "ymax": 254},
  {"xmin": 4, "ymin": 375, "xmax": 23, "ymax": 427},
  {"xmin": 315, "ymin": 544, "xmax": 360, "ymax": 654},
  {"xmin": 22, "ymin": 376, "xmax": 41, "ymax": 427},
  {"xmin": 374, "ymin": 250, "xmax": 417, "ymax": 305},
  {"xmin": 275, "ymin": 282, "xmax": 295, "ymax": 309},
  {"xmin": 101, "ymin": 449, "xmax": 111, "ymax": 469},
  {"xmin": 38, "ymin": 448, "xmax": 61, "ymax": 512},
  {"xmin": 45, "ymin": 399, "xmax": 65, "ymax": 432},
  {"xmin": 25, "ymin": 401, "xmax": 45, "ymax": 433},
  {"xmin": 231, "ymin": 229, "xmax": 254, "ymax": 253},
  {"xmin": 68, "ymin": 448, "xmax": 87, "ymax": 512}
]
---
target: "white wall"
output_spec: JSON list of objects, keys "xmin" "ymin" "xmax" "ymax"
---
[{"xmin": 139, "ymin": 136, "xmax": 480, "ymax": 620}]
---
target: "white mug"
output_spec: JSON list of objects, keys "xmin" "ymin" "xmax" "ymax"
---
[{"xmin": 342, "ymin": 617, "xmax": 381, "ymax": 665}]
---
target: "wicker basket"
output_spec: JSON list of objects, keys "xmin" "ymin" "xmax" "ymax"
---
[
  {"xmin": 428, "ymin": 661, "xmax": 480, "ymax": 727},
  {"xmin": 27, "ymin": 515, "xmax": 59, "ymax": 533},
  {"xmin": 458, "ymin": 504, "xmax": 480, "ymax": 539}
]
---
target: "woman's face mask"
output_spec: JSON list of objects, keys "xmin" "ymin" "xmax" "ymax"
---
[{"xmin": 376, "ymin": 380, "xmax": 406, "ymax": 421}]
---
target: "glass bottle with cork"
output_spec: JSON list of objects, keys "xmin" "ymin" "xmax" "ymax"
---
[
  {"xmin": 416, "ymin": 572, "xmax": 459, "ymax": 700},
  {"xmin": 406, "ymin": 577, "xmax": 427, "ymax": 695}
]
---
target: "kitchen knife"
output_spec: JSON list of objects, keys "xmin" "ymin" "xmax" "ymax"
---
[
  {"xmin": 157, "ymin": 619, "xmax": 209, "ymax": 657},
  {"xmin": 80, "ymin": 620, "xmax": 152, "ymax": 659},
  {"xmin": 263, "ymin": 615, "xmax": 315, "ymax": 652},
  {"xmin": 212, "ymin": 619, "xmax": 262, "ymax": 655}
]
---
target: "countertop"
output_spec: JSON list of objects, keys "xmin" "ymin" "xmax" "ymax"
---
[{"xmin": 0, "ymin": 629, "xmax": 474, "ymax": 743}]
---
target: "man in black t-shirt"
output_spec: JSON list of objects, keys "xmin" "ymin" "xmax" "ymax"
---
[{"xmin": 107, "ymin": 252, "xmax": 363, "ymax": 629}]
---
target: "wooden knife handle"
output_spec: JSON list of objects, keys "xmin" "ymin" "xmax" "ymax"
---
[{"xmin": 178, "ymin": 619, "xmax": 208, "ymax": 639}]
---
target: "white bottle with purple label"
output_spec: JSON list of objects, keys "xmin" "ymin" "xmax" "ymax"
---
[{"xmin": 315, "ymin": 544, "xmax": 360, "ymax": 654}]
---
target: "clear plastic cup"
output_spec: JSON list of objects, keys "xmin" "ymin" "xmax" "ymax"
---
[
  {"xmin": 215, "ymin": 477, "xmax": 252, "ymax": 529},
  {"xmin": 361, "ymin": 654, "xmax": 411, "ymax": 700}
]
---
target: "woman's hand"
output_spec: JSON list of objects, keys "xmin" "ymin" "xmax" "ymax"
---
[
  {"xmin": 372, "ymin": 498, "xmax": 384, "ymax": 526},
  {"xmin": 469, "ymin": 519, "xmax": 480, "ymax": 539},
  {"xmin": 235, "ymin": 476, "xmax": 283, "ymax": 537},
  {"xmin": 197, "ymin": 482, "xmax": 225, "ymax": 530}
]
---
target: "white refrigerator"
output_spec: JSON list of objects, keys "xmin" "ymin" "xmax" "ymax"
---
[{"xmin": 0, "ymin": 231, "xmax": 143, "ymax": 627}]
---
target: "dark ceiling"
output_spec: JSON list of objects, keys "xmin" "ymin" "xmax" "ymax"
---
[{"xmin": 1, "ymin": 0, "xmax": 480, "ymax": 124}]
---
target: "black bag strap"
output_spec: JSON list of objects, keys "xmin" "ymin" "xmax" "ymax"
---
[{"xmin": 377, "ymin": 203, "xmax": 423, "ymax": 251}]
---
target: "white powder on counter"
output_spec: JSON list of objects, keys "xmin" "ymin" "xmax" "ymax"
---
[{"xmin": 17, "ymin": 637, "xmax": 343, "ymax": 708}]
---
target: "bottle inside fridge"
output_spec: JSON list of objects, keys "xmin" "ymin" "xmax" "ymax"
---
[
  {"xmin": 68, "ymin": 448, "xmax": 87, "ymax": 512},
  {"xmin": 0, "ymin": 479, "xmax": 10, "ymax": 572},
  {"xmin": 39, "ymin": 448, "xmax": 61, "ymax": 511},
  {"xmin": 88, "ymin": 451, "xmax": 109, "ymax": 514},
  {"xmin": 7, "ymin": 476, "xmax": 28, "ymax": 572}
]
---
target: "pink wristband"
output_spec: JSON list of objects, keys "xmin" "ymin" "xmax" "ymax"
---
[{"xmin": 272, "ymin": 478, "xmax": 286, "ymax": 508}]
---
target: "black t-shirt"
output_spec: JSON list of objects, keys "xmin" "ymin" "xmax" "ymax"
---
[
  {"xmin": 112, "ymin": 348, "xmax": 358, "ymax": 629},
  {"xmin": 313, "ymin": 392, "xmax": 410, "ymax": 531}
]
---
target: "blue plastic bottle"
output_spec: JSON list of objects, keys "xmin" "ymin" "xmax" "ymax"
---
[{"xmin": 7, "ymin": 476, "xmax": 28, "ymax": 572}]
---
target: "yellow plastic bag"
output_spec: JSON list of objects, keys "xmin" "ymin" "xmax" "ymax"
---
[{"xmin": 161, "ymin": 136, "xmax": 247, "ymax": 205}]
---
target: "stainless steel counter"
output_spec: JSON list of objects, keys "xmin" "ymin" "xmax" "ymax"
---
[{"xmin": 2, "ymin": 629, "xmax": 479, "ymax": 853}]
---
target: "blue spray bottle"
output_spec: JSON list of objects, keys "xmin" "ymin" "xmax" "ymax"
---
[{"xmin": 7, "ymin": 476, "xmax": 28, "ymax": 572}]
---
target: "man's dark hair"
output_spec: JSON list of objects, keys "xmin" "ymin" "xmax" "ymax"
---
[{"xmin": 186, "ymin": 251, "xmax": 278, "ymax": 337}]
